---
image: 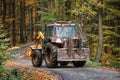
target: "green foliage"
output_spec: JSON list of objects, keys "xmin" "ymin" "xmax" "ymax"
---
[
  {"xmin": 36, "ymin": 6, "xmax": 57, "ymax": 29},
  {"xmin": 104, "ymin": 30, "xmax": 120, "ymax": 37},
  {"xmin": 0, "ymin": 52, "xmax": 25, "ymax": 80},
  {"xmin": 0, "ymin": 67, "xmax": 26, "ymax": 80},
  {"xmin": 0, "ymin": 52, "xmax": 11, "ymax": 65},
  {"xmin": 101, "ymin": 53, "xmax": 120, "ymax": 68},
  {"xmin": 113, "ymin": 47, "xmax": 120, "ymax": 53},
  {"xmin": 103, "ymin": 25, "xmax": 120, "ymax": 55},
  {"xmin": 58, "ymin": 0, "xmax": 68, "ymax": 4},
  {"xmin": 0, "ymin": 22, "xmax": 27, "ymax": 80},
  {"xmin": 0, "ymin": 21, "xmax": 10, "ymax": 65},
  {"xmin": 110, "ymin": 62, "xmax": 120, "ymax": 68},
  {"xmin": 85, "ymin": 60, "xmax": 101, "ymax": 67},
  {"xmin": 105, "ymin": 0, "xmax": 120, "ymax": 17},
  {"xmin": 0, "ymin": 22, "xmax": 10, "ymax": 51},
  {"xmin": 101, "ymin": 53, "xmax": 114, "ymax": 66},
  {"xmin": 71, "ymin": 0, "xmax": 97, "ymax": 23}
]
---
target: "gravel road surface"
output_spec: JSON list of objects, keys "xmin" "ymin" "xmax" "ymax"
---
[{"xmin": 10, "ymin": 43, "xmax": 120, "ymax": 80}]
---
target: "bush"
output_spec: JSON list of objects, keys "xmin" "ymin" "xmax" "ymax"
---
[
  {"xmin": 0, "ymin": 21, "xmax": 10, "ymax": 65},
  {"xmin": 0, "ymin": 22, "xmax": 27, "ymax": 80},
  {"xmin": 101, "ymin": 52, "xmax": 120, "ymax": 68},
  {"xmin": 110, "ymin": 62, "xmax": 120, "ymax": 68},
  {"xmin": 0, "ymin": 67, "xmax": 26, "ymax": 80}
]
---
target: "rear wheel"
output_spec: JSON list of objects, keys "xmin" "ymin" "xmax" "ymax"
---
[
  {"xmin": 44, "ymin": 43, "xmax": 58, "ymax": 68},
  {"xmin": 72, "ymin": 61, "xmax": 86, "ymax": 67},
  {"xmin": 32, "ymin": 49, "xmax": 42, "ymax": 67}
]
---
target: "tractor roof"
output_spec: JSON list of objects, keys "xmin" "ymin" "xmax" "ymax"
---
[{"xmin": 47, "ymin": 21, "xmax": 76, "ymax": 27}]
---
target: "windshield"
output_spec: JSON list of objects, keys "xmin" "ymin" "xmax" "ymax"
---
[{"xmin": 55, "ymin": 26, "xmax": 76, "ymax": 38}]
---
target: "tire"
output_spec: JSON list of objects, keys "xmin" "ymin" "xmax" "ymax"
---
[
  {"xmin": 59, "ymin": 61, "xmax": 68, "ymax": 66},
  {"xmin": 73, "ymin": 61, "xmax": 86, "ymax": 67},
  {"xmin": 44, "ymin": 43, "xmax": 58, "ymax": 68},
  {"xmin": 32, "ymin": 49, "xmax": 42, "ymax": 67}
]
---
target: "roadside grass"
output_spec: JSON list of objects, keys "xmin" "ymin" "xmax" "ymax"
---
[
  {"xmin": 110, "ymin": 62, "xmax": 120, "ymax": 69},
  {"xmin": 85, "ymin": 60, "xmax": 120, "ymax": 71},
  {"xmin": 85, "ymin": 60, "xmax": 101, "ymax": 67}
]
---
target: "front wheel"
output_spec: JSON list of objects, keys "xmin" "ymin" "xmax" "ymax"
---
[
  {"xmin": 44, "ymin": 43, "xmax": 58, "ymax": 68},
  {"xmin": 32, "ymin": 49, "xmax": 42, "ymax": 67},
  {"xmin": 72, "ymin": 61, "xmax": 86, "ymax": 67}
]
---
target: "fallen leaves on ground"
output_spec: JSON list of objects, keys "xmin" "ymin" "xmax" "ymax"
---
[
  {"xmin": 7, "ymin": 46, "xmax": 20, "ymax": 51},
  {"xmin": 5, "ymin": 61, "xmax": 58, "ymax": 80}
]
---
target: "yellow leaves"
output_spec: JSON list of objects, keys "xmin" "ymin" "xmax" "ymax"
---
[
  {"xmin": 108, "ymin": 8, "xmax": 120, "ymax": 17},
  {"xmin": 101, "ymin": 53, "xmax": 113, "ymax": 65},
  {"xmin": 97, "ymin": 2, "xmax": 101, "ymax": 7},
  {"xmin": 5, "ymin": 18, "xmax": 15, "ymax": 23},
  {"xmin": 97, "ymin": 2, "xmax": 104, "ymax": 8},
  {"xmin": 89, "ymin": 0, "xmax": 97, "ymax": 5},
  {"xmin": 5, "ymin": 61, "xmax": 56, "ymax": 80},
  {"xmin": 26, "ymin": 0, "xmax": 38, "ymax": 7},
  {"xmin": 7, "ymin": 46, "xmax": 19, "ymax": 51}
]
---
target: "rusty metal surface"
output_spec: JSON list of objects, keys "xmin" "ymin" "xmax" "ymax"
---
[{"xmin": 57, "ymin": 48, "xmax": 90, "ymax": 61}]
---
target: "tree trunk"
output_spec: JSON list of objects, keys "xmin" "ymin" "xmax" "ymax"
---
[
  {"xmin": 20, "ymin": 0, "xmax": 25, "ymax": 43},
  {"xmin": 0, "ymin": 0, "xmax": 3, "ymax": 17},
  {"xmin": 118, "ymin": 19, "xmax": 120, "ymax": 47},
  {"xmin": 96, "ymin": 0, "xmax": 103, "ymax": 62},
  {"xmin": 11, "ymin": 0, "xmax": 16, "ymax": 46},
  {"xmin": 65, "ymin": 0, "xmax": 71, "ymax": 20},
  {"xmin": 2, "ymin": 0, "xmax": 6, "ymax": 23},
  {"xmin": 35, "ymin": 7, "xmax": 40, "ymax": 32},
  {"xmin": 7, "ymin": 0, "xmax": 11, "ymax": 38},
  {"xmin": 29, "ymin": 7, "xmax": 33, "ymax": 41},
  {"xmin": 54, "ymin": 0, "xmax": 58, "ymax": 17}
]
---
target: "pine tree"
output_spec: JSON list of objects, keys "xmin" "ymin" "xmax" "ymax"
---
[{"xmin": 0, "ymin": 21, "xmax": 10, "ymax": 65}]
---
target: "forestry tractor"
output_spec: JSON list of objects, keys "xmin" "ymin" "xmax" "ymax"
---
[{"xmin": 31, "ymin": 21, "xmax": 90, "ymax": 68}]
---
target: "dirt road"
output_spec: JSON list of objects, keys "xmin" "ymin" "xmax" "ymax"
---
[{"xmin": 10, "ymin": 43, "xmax": 120, "ymax": 80}]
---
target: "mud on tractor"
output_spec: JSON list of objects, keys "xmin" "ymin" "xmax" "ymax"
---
[{"xmin": 31, "ymin": 21, "xmax": 90, "ymax": 68}]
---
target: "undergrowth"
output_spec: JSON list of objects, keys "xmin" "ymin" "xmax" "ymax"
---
[
  {"xmin": 85, "ymin": 60, "xmax": 101, "ymax": 67},
  {"xmin": 0, "ymin": 21, "xmax": 28, "ymax": 80}
]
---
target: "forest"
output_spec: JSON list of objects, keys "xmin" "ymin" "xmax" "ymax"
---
[{"xmin": 0, "ymin": 0, "xmax": 120, "ymax": 68}]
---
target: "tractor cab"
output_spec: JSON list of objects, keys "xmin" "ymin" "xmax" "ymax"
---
[{"xmin": 31, "ymin": 21, "xmax": 90, "ymax": 68}]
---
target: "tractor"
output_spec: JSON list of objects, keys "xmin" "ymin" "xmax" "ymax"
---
[{"xmin": 31, "ymin": 21, "xmax": 90, "ymax": 68}]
